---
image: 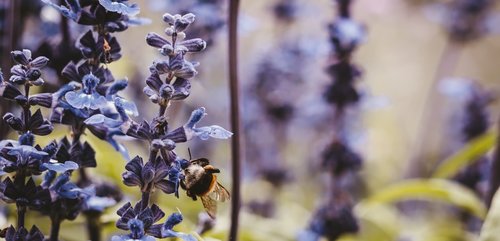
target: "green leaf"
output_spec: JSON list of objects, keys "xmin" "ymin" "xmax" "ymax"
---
[
  {"xmin": 479, "ymin": 188, "xmax": 500, "ymax": 241},
  {"xmin": 432, "ymin": 130, "xmax": 496, "ymax": 179},
  {"xmin": 362, "ymin": 179, "xmax": 487, "ymax": 219}
]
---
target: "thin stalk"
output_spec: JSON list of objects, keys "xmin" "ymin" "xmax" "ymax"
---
[
  {"xmin": 407, "ymin": 41, "xmax": 462, "ymax": 177},
  {"xmin": 338, "ymin": 0, "xmax": 351, "ymax": 18},
  {"xmin": 16, "ymin": 204, "xmax": 26, "ymax": 228},
  {"xmin": 0, "ymin": 0, "xmax": 19, "ymax": 139},
  {"xmin": 73, "ymin": 131, "xmax": 92, "ymax": 186},
  {"xmin": 13, "ymin": 170, "xmax": 26, "ymax": 230},
  {"xmin": 228, "ymin": 0, "xmax": 241, "ymax": 240},
  {"xmin": 23, "ymin": 85, "xmax": 31, "ymax": 130},
  {"xmin": 50, "ymin": 215, "xmax": 61, "ymax": 241},
  {"xmin": 487, "ymin": 117, "xmax": 500, "ymax": 208},
  {"xmin": 85, "ymin": 213, "xmax": 101, "ymax": 241},
  {"xmin": 59, "ymin": 0, "xmax": 71, "ymax": 47},
  {"xmin": 140, "ymin": 191, "xmax": 150, "ymax": 210}
]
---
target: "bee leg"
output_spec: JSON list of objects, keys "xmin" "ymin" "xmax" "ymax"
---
[{"xmin": 187, "ymin": 190, "xmax": 198, "ymax": 201}]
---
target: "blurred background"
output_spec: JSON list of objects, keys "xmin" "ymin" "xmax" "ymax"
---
[{"xmin": 1, "ymin": 0, "xmax": 500, "ymax": 240}]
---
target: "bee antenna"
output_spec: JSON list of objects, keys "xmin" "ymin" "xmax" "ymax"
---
[{"xmin": 188, "ymin": 147, "xmax": 192, "ymax": 160}]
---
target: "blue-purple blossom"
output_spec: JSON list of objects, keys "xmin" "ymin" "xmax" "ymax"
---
[
  {"xmin": 166, "ymin": 159, "xmax": 188, "ymax": 198},
  {"xmin": 98, "ymin": 0, "xmax": 140, "ymax": 16},
  {"xmin": 0, "ymin": 177, "xmax": 51, "ymax": 209},
  {"xmin": 115, "ymin": 201, "xmax": 164, "ymax": 239},
  {"xmin": 40, "ymin": 0, "xmax": 80, "ymax": 21},
  {"xmin": 65, "ymin": 73, "xmax": 108, "ymax": 110},
  {"xmin": 42, "ymin": 160, "xmax": 79, "ymax": 173},
  {"xmin": 42, "ymin": 0, "xmax": 143, "ymax": 33},
  {"xmin": 162, "ymin": 13, "xmax": 196, "ymax": 34},
  {"xmin": 114, "ymin": 201, "xmax": 193, "ymax": 241},
  {"xmin": 9, "ymin": 49, "xmax": 49, "ymax": 86},
  {"xmin": 146, "ymin": 33, "xmax": 206, "ymax": 55},
  {"xmin": 0, "ymin": 134, "xmax": 50, "ymax": 175},
  {"xmin": 0, "ymin": 225, "xmax": 45, "ymax": 241},
  {"xmin": 54, "ymin": 137, "xmax": 97, "ymax": 168},
  {"xmin": 77, "ymin": 30, "xmax": 122, "ymax": 63},
  {"xmin": 85, "ymin": 195, "xmax": 117, "ymax": 213},
  {"xmin": 143, "ymin": 73, "xmax": 191, "ymax": 104},
  {"xmin": 122, "ymin": 156, "xmax": 178, "ymax": 194},
  {"xmin": 161, "ymin": 212, "xmax": 196, "ymax": 241},
  {"xmin": 37, "ymin": 172, "xmax": 93, "ymax": 221},
  {"xmin": 184, "ymin": 107, "xmax": 233, "ymax": 140},
  {"xmin": 329, "ymin": 18, "xmax": 366, "ymax": 55}
]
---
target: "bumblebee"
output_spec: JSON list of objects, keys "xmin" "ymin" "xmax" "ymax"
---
[{"xmin": 181, "ymin": 158, "xmax": 230, "ymax": 219}]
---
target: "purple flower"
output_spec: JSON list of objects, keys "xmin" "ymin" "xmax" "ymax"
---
[
  {"xmin": 183, "ymin": 107, "xmax": 233, "ymax": 141},
  {"xmin": 54, "ymin": 137, "xmax": 97, "ymax": 168},
  {"xmin": 42, "ymin": 0, "xmax": 143, "ymax": 33},
  {"xmin": 65, "ymin": 73, "xmax": 108, "ymax": 110},
  {"xmin": 322, "ymin": 140, "xmax": 362, "ymax": 176},
  {"xmin": 0, "ymin": 225, "xmax": 45, "ymax": 241},
  {"xmin": 9, "ymin": 49, "xmax": 49, "ymax": 86},
  {"xmin": 122, "ymin": 156, "xmax": 179, "ymax": 194},
  {"xmin": 162, "ymin": 13, "xmax": 196, "ymax": 34},
  {"xmin": 328, "ymin": 19, "xmax": 366, "ymax": 57},
  {"xmin": 77, "ymin": 30, "xmax": 122, "ymax": 63},
  {"xmin": 115, "ymin": 202, "xmax": 193, "ymax": 240},
  {"xmin": 0, "ymin": 177, "xmax": 51, "ymax": 210},
  {"xmin": 0, "ymin": 133, "xmax": 52, "ymax": 175},
  {"xmin": 98, "ymin": 0, "xmax": 140, "ymax": 16},
  {"xmin": 143, "ymin": 72, "xmax": 191, "ymax": 104},
  {"xmin": 3, "ymin": 109, "xmax": 54, "ymax": 136},
  {"xmin": 115, "ymin": 201, "xmax": 164, "ymax": 239}
]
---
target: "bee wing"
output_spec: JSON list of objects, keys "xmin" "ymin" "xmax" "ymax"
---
[
  {"xmin": 201, "ymin": 182, "xmax": 230, "ymax": 219},
  {"xmin": 208, "ymin": 182, "xmax": 231, "ymax": 202},
  {"xmin": 201, "ymin": 195, "xmax": 217, "ymax": 219}
]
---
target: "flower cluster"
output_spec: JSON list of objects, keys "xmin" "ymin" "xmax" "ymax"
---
[
  {"xmin": 272, "ymin": 0, "xmax": 298, "ymax": 23},
  {"xmin": 0, "ymin": 2, "xmax": 231, "ymax": 240},
  {"xmin": 154, "ymin": 0, "xmax": 226, "ymax": 47},
  {"xmin": 108, "ymin": 12, "xmax": 231, "ymax": 240},
  {"xmin": 442, "ymin": 0, "xmax": 494, "ymax": 42},
  {"xmin": 303, "ymin": 0, "xmax": 365, "ymax": 240},
  {"xmin": 323, "ymin": 11, "xmax": 365, "ymax": 108},
  {"xmin": 440, "ymin": 79, "xmax": 493, "ymax": 197},
  {"xmin": 0, "ymin": 50, "xmax": 94, "ymax": 241},
  {"xmin": 11, "ymin": 0, "xmax": 148, "ymax": 240}
]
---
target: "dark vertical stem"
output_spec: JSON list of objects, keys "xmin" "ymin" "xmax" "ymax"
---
[
  {"xmin": 73, "ymin": 129, "xmax": 91, "ymax": 186},
  {"xmin": 59, "ymin": 0, "xmax": 71, "ymax": 47},
  {"xmin": 338, "ymin": 0, "xmax": 351, "ymax": 18},
  {"xmin": 149, "ymin": 149, "xmax": 158, "ymax": 163},
  {"xmin": 50, "ymin": 216, "xmax": 61, "ymax": 241},
  {"xmin": 141, "ymin": 192, "xmax": 150, "ymax": 210},
  {"xmin": 14, "ymin": 172, "xmax": 26, "ymax": 228},
  {"xmin": 23, "ymin": 85, "xmax": 31, "ymax": 130},
  {"xmin": 0, "ymin": 0, "xmax": 20, "ymax": 139},
  {"xmin": 79, "ymin": 168, "xmax": 90, "ymax": 185},
  {"xmin": 487, "ymin": 118, "xmax": 500, "ymax": 207},
  {"xmin": 85, "ymin": 213, "xmax": 101, "ymax": 241},
  {"xmin": 228, "ymin": 0, "xmax": 241, "ymax": 240},
  {"xmin": 16, "ymin": 204, "xmax": 26, "ymax": 228}
]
